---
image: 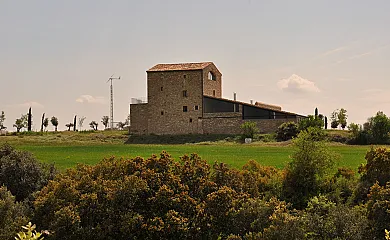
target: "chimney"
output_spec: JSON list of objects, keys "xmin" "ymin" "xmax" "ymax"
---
[
  {"xmin": 233, "ymin": 92, "xmax": 236, "ymax": 101},
  {"xmin": 250, "ymin": 100, "xmax": 253, "ymax": 105}
]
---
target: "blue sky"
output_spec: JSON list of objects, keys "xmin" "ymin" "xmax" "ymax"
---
[{"xmin": 1, "ymin": 0, "xmax": 390, "ymax": 130}]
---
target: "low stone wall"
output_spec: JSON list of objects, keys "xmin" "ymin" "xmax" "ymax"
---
[
  {"xmin": 129, "ymin": 103, "xmax": 149, "ymax": 134},
  {"xmin": 202, "ymin": 117, "xmax": 298, "ymax": 134}
]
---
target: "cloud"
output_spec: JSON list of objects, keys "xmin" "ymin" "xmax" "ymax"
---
[
  {"xmin": 319, "ymin": 46, "xmax": 347, "ymax": 57},
  {"xmin": 335, "ymin": 43, "xmax": 390, "ymax": 64},
  {"xmin": 17, "ymin": 101, "xmax": 44, "ymax": 108},
  {"xmin": 277, "ymin": 74, "xmax": 320, "ymax": 93},
  {"xmin": 76, "ymin": 95, "xmax": 106, "ymax": 104}
]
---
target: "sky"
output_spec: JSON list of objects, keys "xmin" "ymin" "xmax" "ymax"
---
[{"xmin": 1, "ymin": 0, "xmax": 390, "ymax": 131}]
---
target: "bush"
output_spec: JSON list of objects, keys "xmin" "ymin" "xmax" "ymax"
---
[
  {"xmin": 276, "ymin": 122, "xmax": 299, "ymax": 141},
  {"xmin": 240, "ymin": 121, "xmax": 259, "ymax": 139},
  {"xmin": 298, "ymin": 115, "xmax": 323, "ymax": 131},
  {"xmin": 282, "ymin": 128, "xmax": 336, "ymax": 209},
  {"xmin": 0, "ymin": 144, "xmax": 57, "ymax": 201},
  {"xmin": 0, "ymin": 186, "xmax": 29, "ymax": 240},
  {"xmin": 367, "ymin": 182, "xmax": 390, "ymax": 239}
]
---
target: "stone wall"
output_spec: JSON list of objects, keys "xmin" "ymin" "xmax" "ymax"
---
[
  {"xmin": 129, "ymin": 103, "xmax": 148, "ymax": 134},
  {"xmin": 202, "ymin": 117, "xmax": 298, "ymax": 134}
]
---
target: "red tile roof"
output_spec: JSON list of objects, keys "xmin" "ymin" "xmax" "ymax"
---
[{"xmin": 147, "ymin": 62, "xmax": 213, "ymax": 72}]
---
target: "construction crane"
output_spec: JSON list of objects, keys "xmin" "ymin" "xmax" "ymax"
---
[{"xmin": 107, "ymin": 74, "xmax": 120, "ymax": 129}]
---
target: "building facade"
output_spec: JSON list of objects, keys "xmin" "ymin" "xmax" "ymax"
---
[{"xmin": 130, "ymin": 62, "xmax": 305, "ymax": 135}]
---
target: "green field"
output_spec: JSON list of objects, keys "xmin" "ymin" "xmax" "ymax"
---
[{"xmin": 0, "ymin": 131, "xmax": 375, "ymax": 171}]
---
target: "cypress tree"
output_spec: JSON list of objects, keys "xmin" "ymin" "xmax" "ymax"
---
[
  {"xmin": 40, "ymin": 113, "xmax": 45, "ymax": 132},
  {"xmin": 325, "ymin": 116, "xmax": 328, "ymax": 129},
  {"xmin": 315, "ymin": 107, "xmax": 318, "ymax": 119},
  {"xmin": 27, "ymin": 107, "xmax": 32, "ymax": 131},
  {"xmin": 73, "ymin": 115, "xmax": 77, "ymax": 131}
]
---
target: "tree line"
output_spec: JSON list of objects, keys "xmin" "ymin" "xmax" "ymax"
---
[{"xmin": 0, "ymin": 109, "xmax": 130, "ymax": 132}]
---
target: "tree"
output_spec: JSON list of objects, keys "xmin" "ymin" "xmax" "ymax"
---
[
  {"xmin": 276, "ymin": 122, "xmax": 299, "ymax": 141},
  {"xmin": 0, "ymin": 111, "xmax": 6, "ymax": 130},
  {"xmin": 369, "ymin": 111, "xmax": 390, "ymax": 144},
  {"xmin": 348, "ymin": 123, "xmax": 360, "ymax": 138},
  {"xmin": 27, "ymin": 107, "xmax": 32, "ymax": 131},
  {"xmin": 89, "ymin": 121, "xmax": 98, "ymax": 131},
  {"xmin": 282, "ymin": 128, "xmax": 336, "ymax": 209},
  {"xmin": 65, "ymin": 123, "xmax": 74, "ymax": 131},
  {"xmin": 101, "ymin": 116, "xmax": 109, "ymax": 129},
  {"xmin": 40, "ymin": 113, "xmax": 45, "ymax": 132},
  {"xmin": 298, "ymin": 115, "xmax": 323, "ymax": 131},
  {"xmin": 13, "ymin": 115, "xmax": 27, "ymax": 133},
  {"xmin": 338, "ymin": 108, "xmax": 348, "ymax": 130},
  {"xmin": 43, "ymin": 118, "xmax": 49, "ymax": 131},
  {"xmin": 315, "ymin": 107, "xmax": 318, "ymax": 118},
  {"xmin": 14, "ymin": 222, "xmax": 44, "ymax": 240},
  {"xmin": 324, "ymin": 116, "xmax": 328, "ymax": 130},
  {"xmin": 73, "ymin": 115, "xmax": 77, "ymax": 131},
  {"xmin": 330, "ymin": 110, "xmax": 339, "ymax": 129},
  {"xmin": 117, "ymin": 121, "xmax": 126, "ymax": 130},
  {"xmin": 78, "ymin": 116, "xmax": 86, "ymax": 131},
  {"xmin": 240, "ymin": 121, "xmax": 259, "ymax": 139},
  {"xmin": 50, "ymin": 117, "xmax": 58, "ymax": 132}
]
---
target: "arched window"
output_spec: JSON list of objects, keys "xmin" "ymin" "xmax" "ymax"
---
[{"xmin": 208, "ymin": 71, "xmax": 216, "ymax": 80}]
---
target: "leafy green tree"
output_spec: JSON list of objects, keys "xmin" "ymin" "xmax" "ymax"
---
[
  {"xmin": 366, "ymin": 182, "xmax": 390, "ymax": 239},
  {"xmin": 116, "ymin": 121, "xmax": 126, "ymax": 130},
  {"xmin": 276, "ymin": 121, "xmax": 299, "ymax": 141},
  {"xmin": 348, "ymin": 122, "xmax": 360, "ymax": 138},
  {"xmin": 0, "ymin": 111, "xmax": 6, "ymax": 130},
  {"xmin": 0, "ymin": 143, "xmax": 57, "ymax": 201},
  {"xmin": 0, "ymin": 186, "xmax": 28, "ymax": 240},
  {"xmin": 240, "ymin": 121, "xmax": 259, "ymax": 139},
  {"xmin": 282, "ymin": 128, "xmax": 336, "ymax": 209},
  {"xmin": 78, "ymin": 116, "xmax": 86, "ymax": 131},
  {"xmin": 14, "ymin": 114, "xmax": 28, "ymax": 133},
  {"xmin": 330, "ymin": 110, "xmax": 339, "ymax": 129},
  {"xmin": 89, "ymin": 121, "xmax": 98, "ymax": 130},
  {"xmin": 101, "ymin": 116, "xmax": 109, "ymax": 129},
  {"xmin": 369, "ymin": 111, "xmax": 390, "ymax": 144},
  {"xmin": 42, "ymin": 118, "xmax": 49, "ymax": 131},
  {"xmin": 50, "ymin": 116, "xmax": 58, "ymax": 132},
  {"xmin": 338, "ymin": 108, "xmax": 348, "ymax": 130},
  {"xmin": 298, "ymin": 115, "xmax": 323, "ymax": 131}
]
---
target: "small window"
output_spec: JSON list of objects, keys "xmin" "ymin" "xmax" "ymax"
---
[
  {"xmin": 183, "ymin": 90, "xmax": 188, "ymax": 97},
  {"xmin": 213, "ymin": 90, "xmax": 216, "ymax": 96},
  {"xmin": 161, "ymin": 111, "xmax": 164, "ymax": 115},
  {"xmin": 208, "ymin": 71, "xmax": 216, "ymax": 80},
  {"xmin": 194, "ymin": 105, "xmax": 199, "ymax": 110},
  {"xmin": 160, "ymin": 87, "xmax": 163, "ymax": 91},
  {"xmin": 183, "ymin": 106, "xmax": 188, "ymax": 112},
  {"xmin": 189, "ymin": 118, "xmax": 193, "ymax": 123},
  {"xmin": 184, "ymin": 75, "xmax": 186, "ymax": 79}
]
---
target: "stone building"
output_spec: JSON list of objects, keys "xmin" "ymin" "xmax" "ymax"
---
[{"xmin": 130, "ymin": 62, "xmax": 305, "ymax": 135}]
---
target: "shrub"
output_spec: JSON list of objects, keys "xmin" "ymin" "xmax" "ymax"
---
[
  {"xmin": 282, "ymin": 128, "xmax": 336, "ymax": 209},
  {"xmin": 276, "ymin": 122, "xmax": 299, "ymax": 141},
  {"xmin": 298, "ymin": 115, "xmax": 323, "ymax": 131},
  {"xmin": 0, "ymin": 186, "xmax": 29, "ymax": 240},
  {"xmin": 15, "ymin": 222, "xmax": 44, "ymax": 240},
  {"xmin": 367, "ymin": 182, "xmax": 390, "ymax": 239},
  {"xmin": 240, "ymin": 121, "xmax": 259, "ymax": 139},
  {"xmin": 0, "ymin": 144, "xmax": 57, "ymax": 201}
]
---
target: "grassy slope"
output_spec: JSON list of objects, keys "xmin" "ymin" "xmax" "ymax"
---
[{"xmin": 0, "ymin": 130, "xmax": 373, "ymax": 171}]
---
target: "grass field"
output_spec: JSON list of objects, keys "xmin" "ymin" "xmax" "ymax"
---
[{"xmin": 0, "ymin": 130, "xmax": 375, "ymax": 171}]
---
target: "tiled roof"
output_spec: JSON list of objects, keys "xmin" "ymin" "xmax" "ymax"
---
[{"xmin": 147, "ymin": 62, "xmax": 213, "ymax": 72}]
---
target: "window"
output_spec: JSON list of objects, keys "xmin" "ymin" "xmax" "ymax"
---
[
  {"xmin": 183, "ymin": 90, "xmax": 188, "ymax": 97},
  {"xmin": 213, "ymin": 90, "xmax": 216, "ymax": 96},
  {"xmin": 189, "ymin": 118, "xmax": 193, "ymax": 123},
  {"xmin": 208, "ymin": 71, "xmax": 216, "ymax": 80},
  {"xmin": 183, "ymin": 106, "xmax": 188, "ymax": 112},
  {"xmin": 160, "ymin": 87, "xmax": 163, "ymax": 91},
  {"xmin": 161, "ymin": 111, "xmax": 164, "ymax": 115},
  {"xmin": 184, "ymin": 75, "xmax": 186, "ymax": 79},
  {"xmin": 194, "ymin": 105, "xmax": 199, "ymax": 110}
]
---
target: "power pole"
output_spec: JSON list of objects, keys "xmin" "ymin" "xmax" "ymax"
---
[{"xmin": 107, "ymin": 75, "xmax": 120, "ymax": 129}]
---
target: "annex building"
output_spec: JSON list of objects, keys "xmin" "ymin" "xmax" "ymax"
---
[{"xmin": 129, "ymin": 62, "xmax": 305, "ymax": 135}]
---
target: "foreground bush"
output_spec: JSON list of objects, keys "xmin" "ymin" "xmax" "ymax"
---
[
  {"xmin": 0, "ymin": 186, "xmax": 29, "ymax": 240},
  {"xmin": 0, "ymin": 144, "xmax": 57, "ymax": 201}
]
